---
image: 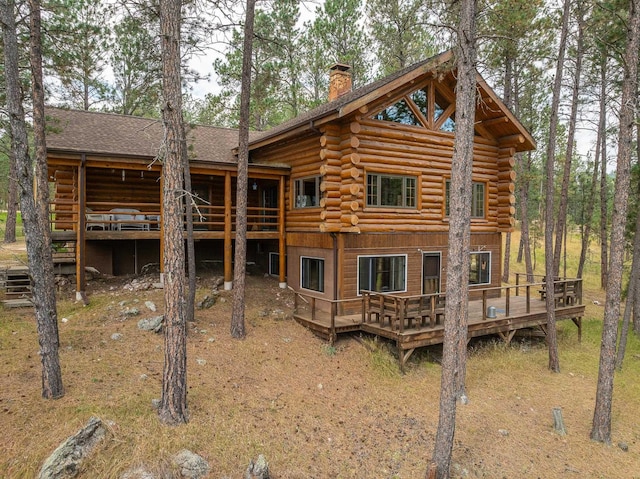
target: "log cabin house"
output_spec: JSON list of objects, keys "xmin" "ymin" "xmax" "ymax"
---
[{"xmin": 46, "ymin": 51, "xmax": 584, "ymax": 362}]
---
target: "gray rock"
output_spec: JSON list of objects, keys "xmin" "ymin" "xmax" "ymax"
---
[
  {"xmin": 245, "ymin": 454, "xmax": 269, "ymax": 479},
  {"xmin": 111, "ymin": 333, "xmax": 123, "ymax": 341},
  {"xmin": 172, "ymin": 449, "xmax": 209, "ymax": 479},
  {"xmin": 138, "ymin": 316, "xmax": 164, "ymax": 333},
  {"xmin": 498, "ymin": 429, "xmax": 509, "ymax": 436},
  {"xmin": 122, "ymin": 307, "xmax": 140, "ymax": 317},
  {"xmin": 120, "ymin": 465, "xmax": 157, "ymax": 479},
  {"xmin": 618, "ymin": 442, "xmax": 629, "ymax": 452},
  {"xmin": 151, "ymin": 398, "xmax": 161, "ymax": 409},
  {"xmin": 197, "ymin": 294, "xmax": 217, "ymax": 310},
  {"xmin": 144, "ymin": 301, "xmax": 157, "ymax": 312},
  {"xmin": 38, "ymin": 416, "xmax": 107, "ymax": 479}
]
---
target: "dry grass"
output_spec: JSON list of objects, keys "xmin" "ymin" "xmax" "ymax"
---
[{"xmin": 1, "ymin": 234, "xmax": 640, "ymax": 478}]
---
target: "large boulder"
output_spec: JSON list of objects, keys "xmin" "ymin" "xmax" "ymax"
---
[{"xmin": 38, "ymin": 417, "xmax": 107, "ymax": 479}]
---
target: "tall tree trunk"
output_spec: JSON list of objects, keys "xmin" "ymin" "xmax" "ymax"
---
[
  {"xmin": 2, "ymin": 0, "xmax": 65, "ymax": 399},
  {"xmin": 599, "ymin": 60, "xmax": 609, "ymax": 289},
  {"xmin": 183, "ymin": 142, "xmax": 196, "ymax": 324},
  {"xmin": 591, "ymin": 0, "xmax": 639, "ymax": 444},
  {"xmin": 4, "ymin": 145, "xmax": 18, "ymax": 243},
  {"xmin": 231, "ymin": 0, "xmax": 256, "ymax": 339},
  {"xmin": 634, "ymin": 122, "xmax": 640, "ymax": 335},
  {"xmin": 518, "ymin": 154, "xmax": 535, "ymax": 282},
  {"xmin": 29, "ymin": 0, "xmax": 65, "ymax": 399},
  {"xmin": 577, "ymin": 133, "xmax": 600, "ymax": 279},
  {"xmin": 427, "ymin": 0, "xmax": 476, "ymax": 477},
  {"xmin": 502, "ymin": 55, "xmax": 514, "ymax": 284},
  {"xmin": 553, "ymin": 4, "xmax": 585, "ymax": 277},
  {"xmin": 615, "ymin": 207, "xmax": 639, "ymax": 369},
  {"xmin": 159, "ymin": 0, "xmax": 188, "ymax": 425},
  {"xmin": 544, "ymin": 0, "xmax": 571, "ymax": 373}
]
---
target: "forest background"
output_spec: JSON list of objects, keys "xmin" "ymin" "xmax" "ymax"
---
[{"xmin": 0, "ymin": 0, "xmax": 638, "ymax": 284}]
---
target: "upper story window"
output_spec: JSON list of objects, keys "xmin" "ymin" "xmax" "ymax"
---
[
  {"xmin": 445, "ymin": 180, "xmax": 486, "ymax": 219},
  {"xmin": 367, "ymin": 173, "xmax": 416, "ymax": 208},
  {"xmin": 294, "ymin": 176, "xmax": 320, "ymax": 208},
  {"xmin": 372, "ymin": 81, "xmax": 456, "ymax": 133}
]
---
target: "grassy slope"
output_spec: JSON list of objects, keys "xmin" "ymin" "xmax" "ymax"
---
[{"xmin": 0, "ymin": 232, "xmax": 639, "ymax": 478}]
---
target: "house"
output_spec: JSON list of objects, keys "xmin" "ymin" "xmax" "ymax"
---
[{"xmin": 46, "ymin": 50, "xmax": 535, "ymax": 306}]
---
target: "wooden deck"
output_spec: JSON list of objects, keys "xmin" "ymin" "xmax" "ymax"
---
[{"xmin": 293, "ymin": 281, "xmax": 585, "ymax": 370}]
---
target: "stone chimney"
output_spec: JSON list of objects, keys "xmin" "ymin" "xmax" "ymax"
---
[{"xmin": 328, "ymin": 63, "xmax": 352, "ymax": 101}]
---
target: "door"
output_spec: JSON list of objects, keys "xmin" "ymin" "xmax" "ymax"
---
[{"xmin": 423, "ymin": 253, "xmax": 441, "ymax": 294}]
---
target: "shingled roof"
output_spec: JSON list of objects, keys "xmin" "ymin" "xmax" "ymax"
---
[{"xmin": 45, "ymin": 108, "xmax": 248, "ymax": 165}]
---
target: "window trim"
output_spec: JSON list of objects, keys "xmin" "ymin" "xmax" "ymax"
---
[
  {"xmin": 444, "ymin": 178, "xmax": 488, "ymax": 219},
  {"xmin": 293, "ymin": 175, "xmax": 321, "ymax": 209},
  {"xmin": 268, "ymin": 252, "xmax": 279, "ymax": 276},
  {"xmin": 366, "ymin": 172, "xmax": 417, "ymax": 209},
  {"xmin": 469, "ymin": 251, "xmax": 491, "ymax": 286},
  {"xmin": 300, "ymin": 255, "xmax": 324, "ymax": 293},
  {"xmin": 356, "ymin": 254, "xmax": 408, "ymax": 296}
]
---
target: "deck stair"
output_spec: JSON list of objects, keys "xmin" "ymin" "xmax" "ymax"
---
[{"xmin": 1, "ymin": 266, "xmax": 33, "ymax": 308}]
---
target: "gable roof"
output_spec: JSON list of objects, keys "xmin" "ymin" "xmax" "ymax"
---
[
  {"xmin": 249, "ymin": 50, "xmax": 536, "ymax": 152},
  {"xmin": 45, "ymin": 108, "xmax": 249, "ymax": 165}
]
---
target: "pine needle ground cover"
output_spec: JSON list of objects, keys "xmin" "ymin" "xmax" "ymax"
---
[{"xmin": 1, "ymin": 237, "xmax": 639, "ymax": 478}]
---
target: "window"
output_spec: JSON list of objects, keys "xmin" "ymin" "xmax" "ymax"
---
[
  {"xmin": 469, "ymin": 252, "xmax": 490, "ymax": 285},
  {"xmin": 358, "ymin": 255, "xmax": 407, "ymax": 294},
  {"xmin": 445, "ymin": 180, "xmax": 486, "ymax": 218},
  {"xmin": 294, "ymin": 176, "xmax": 320, "ymax": 208},
  {"xmin": 301, "ymin": 256, "xmax": 324, "ymax": 292},
  {"xmin": 367, "ymin": 173, "xmax": 416, "ymax": 208}
]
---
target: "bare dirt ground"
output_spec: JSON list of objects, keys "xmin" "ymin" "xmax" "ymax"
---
[{"xmin": 1, "ymin": 243, "xmax": 639, "ymax": 478}]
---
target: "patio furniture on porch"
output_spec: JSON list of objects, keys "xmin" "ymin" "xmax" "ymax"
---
[
  {"xmin": 85, "ymin": 208, "xmax": 109, "ymax": 230},
  {"xmin": 110, "ymin": 208, "xmax": 149, "ymax": 231}
]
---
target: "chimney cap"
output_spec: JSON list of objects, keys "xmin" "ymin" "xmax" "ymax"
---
[{"xmin": 330, "ymin": 63, "xmax": 351, "ymax": 73}]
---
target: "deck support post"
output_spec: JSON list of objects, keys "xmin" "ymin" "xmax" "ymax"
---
[
  {"xmin": 498, "ymin": 329, "xmax": 516, "ymax": 344},
  {"xmin": 400, "ymin": 347, "xmax": 415, "ymax": 372},
  {"xmin": 571, "ymin": 317, "xmax": 582, "ymax": 342},
  {"xmin": 224, "ymin": 171, "xmax": 233, "ymax": 290},
  {"xmin": 75, "ymin": 155, "xmax": 87, "ymax": 304},
  {"xmin": 278, "ymin": 174, "xmax": 286, "ymax": 289}
]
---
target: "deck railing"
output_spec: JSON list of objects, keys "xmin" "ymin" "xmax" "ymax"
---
[
  {"xmin": 293, "ymin": 292, "xmax": 363, "ymax": 342},
  {"xmin": 297, "ymin": 279, "xmax": 584, "ymax": 335},
  {"xmin": 49, "ymin": 200, "xmax": 281, "ymax": 233}
]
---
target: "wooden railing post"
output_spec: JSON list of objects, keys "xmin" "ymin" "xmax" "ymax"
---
[
  {"xmin": 330, "ymin": 301, "xmax": 337, "ymax": 343},
  {"xmin": 310, "ymin": 297, "xmax": 316, "ymax": 321},
  {"xmin": 505, "ymin": 287, "xmax": 511, "ymax": 316},
  {"xmin": 515, "ymin": 273, "xmax": 520, "ymax": 296},
  {"xmin": 482, "ymin": 290, "xmax": 487, "ymax": 320},
  {"xmin": 526, "ymin": 284, "xmax": 531, "ymax": 313}
]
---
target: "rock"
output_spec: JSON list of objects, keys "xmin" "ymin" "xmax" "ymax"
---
[
  {"xmin": 618, "ymin": 442, "xmax": 629, "ymax": 452},
  {"xmin": 120, "ymin": 465, "xmax": 157, "ymax": 479},
  {"xmin": 111, "ymin": 333, "xmax": 123, "ymax": 341},
  {"xmin": 37, "ymin": 416, "xmax": 107, "ymax": 479},
  {"xmin": 498, "ymin": 429, "xmax": 509, "ymax": 436},
  {"xmin": 144, "ymin": 301, "xmax": 157, "ymax": 312},
  {"xmin": 196, "ymin": 359, "xmax": 207, "ymax": 366},
  {"xmin": 151, "ymin": 398, "xmax": 161, "ymax": 409},
  {"xmin": 172, "ymin": 449, "xmax": 210, "ymax": 479},
  {"xmin": 197, "ymin": 294, "xmax": 217, "ymax": 310},
  {"xmin": 245, "ymin": 454, "xmax": 269, "ymax": 479},
  {"xmin": 212, "ymin": 276, "xmax": 224, "ymax": 289},
  {"xmin": 122, "ymin": 307, "xmax": 140, "ymax": 317},
  {"xmin": 138, "ymin": 316, "xmax": 164, "ymax": 333}
]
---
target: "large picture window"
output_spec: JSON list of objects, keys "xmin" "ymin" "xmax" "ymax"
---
[
  {"xmin": 294, "ymin": 176, "xmax": 320, "ymax": 208},
  {"xmin": 445, "ymin": 180, "xmax": 486, "ymax": 218},
  {"xmin": 367, "ymin": 173, "xmax": 416, "ymax": 208},
  {"xmin": 469, "ymin": 252, "xmax": 491, "ymax": 285},
  {"xmin": 301, "ymin": 256, "xmax": 324, "ymax": 292},
  {"xmin": 358, "ymin": 255, "xmax": 407, "ymax": 294}
]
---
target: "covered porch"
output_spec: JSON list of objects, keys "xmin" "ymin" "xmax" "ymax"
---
[
  {"xmin": 47, "ymin": 158, "xmax": 290, "ymax": 298},
  {"xmin": 293, "ymin": 279, "xmax": 585, "ymax": 370}
]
